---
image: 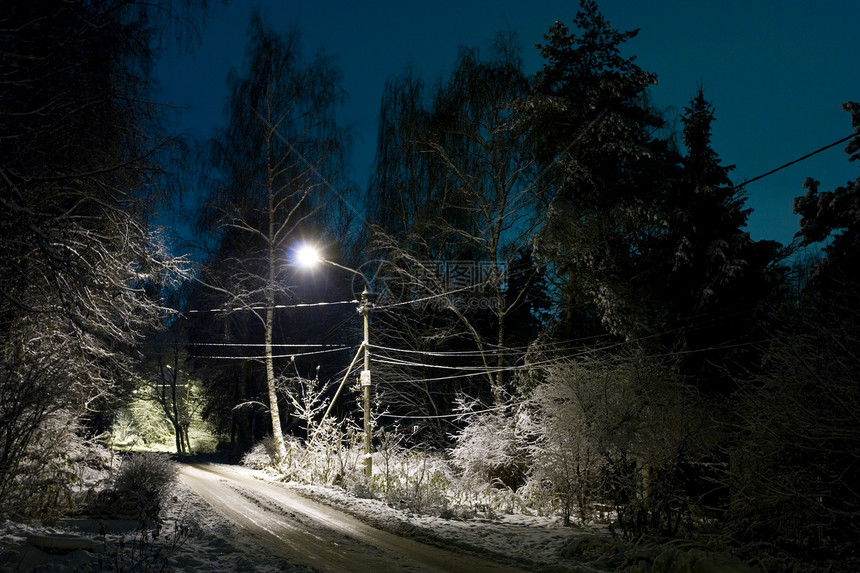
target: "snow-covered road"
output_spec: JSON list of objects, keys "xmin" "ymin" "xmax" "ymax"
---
[{"xmin": 179, "ymin": 463, "xmax": 528, "ymax": 573}]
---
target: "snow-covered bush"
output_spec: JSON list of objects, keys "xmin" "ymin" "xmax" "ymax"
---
[
  {"xmin": 110, "ymin": 452, "xmax": 178, "ymax": 526},
  {"xmin": 451, "ymin": 410, "xmax": 525, "ymax": 488},
  {"xmin": 0, "ymin": 409, "xmax": 113, "ymax": 520},
  {"xmin": 371, "ymin": 447, "xmax": 452, "ymax": 513},
  {"xmin": 520, "ymin": 352, "xmax": 709, "ymax": 534},
  {"xmin": 300, "ymin": 417, "xmax": 346, "ymax": 484},
  {"xmin": 246, "ymin": 420, "xmax": 454, "ymax": 514},
  {"xmin": 241, "ymin": 433, "xmax": 306, "ymax": 473},
  {"xmin": 243, "ymin": 421, "xmax": 367, "ymax": 490},
  {"xmin": 330, "ymin": 423, "xmax": 365, "ymax": 489},
  {"xmin": 241, "ymin": 374, "xmax": 369, "ymax": 487},
  {"xmin": 240, "ymin": 435, "xmax": 279, "ymax": 470},
  {"xmin": 277, "ymin": 419, "xmax": 363, "ymax": 487},
  {"xmin": 372, "ymin": 426, "xmax": 407, "ymax": 498},
  {"xmin": 446, "ymin": 406, "xmax": 534, "ymax": 516},
  {"xmin": 450, "ymin": 403, "xmax": 527, "ymax": 513},
  {"xmin": 519, "ymin": 390, "xmax": 604, "ymax": 524}
]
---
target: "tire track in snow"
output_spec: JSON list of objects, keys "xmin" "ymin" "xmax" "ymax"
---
[{"xmin": 179, "ymin": 463, "xmax": 528, "ymax": 573}]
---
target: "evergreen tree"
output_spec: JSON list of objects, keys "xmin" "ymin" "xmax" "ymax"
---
[
  {"xmin": 526, "ymin": 0, "xmax": 675, "ymax": 339},
  {"xmin": 659, "ymin": 87, "xmax": 784, "ymax": 395},
  {"xmin": 794, "ymin": 101, "xmax": 860, "ymax": 301}
]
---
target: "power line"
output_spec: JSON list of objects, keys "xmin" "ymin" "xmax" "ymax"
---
[
  {"xmin": 189, "ymin": 347, "xmax": 356, "ymax": 361},
  {"xmin": 369, "ymin": 352, "xmax": 585, "ymax": 381},
  {"xmin": 368, "ymin": 343, "xmax": 530, "ymax": 358},
  {"xmin": 378, "ymin": 402, "xmax": 516, "ymax": 421},
  {"xmin": 372, "ymin": 280, "xmax": 496, "ymax": 311},
  {"xmin": 164, "ymin": 342, "xmax": 350, "ymax": 348},
  {"xmin": 184, "ymin": 299, "xmax": 359, "ymax": 314},
  {"xmin": 735, "ymin": 133, "xmax": 855, "ymax": 191}
]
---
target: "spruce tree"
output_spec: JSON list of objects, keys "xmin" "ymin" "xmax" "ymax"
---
[
  {"xmin": 527, "ymin": 0, "xmax": 674, "ymax": 339},
  {"xmin": 661, "ymin": 87, "xmax": 783, "ymax": 395}
]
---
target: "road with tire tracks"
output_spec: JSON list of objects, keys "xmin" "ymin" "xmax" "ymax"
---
[{"xmin": 179, "ymin": 463, "xmax": 528, "ymax": 573}]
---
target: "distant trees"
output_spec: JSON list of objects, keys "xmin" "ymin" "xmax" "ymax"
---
[
  {"xmin": 365, "ymin": 33, "xmax": 546, "ymax": 438},
  {"xmin": 140, "ymin": 328, "xmax": 205, "ymax": 455},
  {"xmin": 0, "ymin": 0, "xmax": 209, "ymax": 514},
  {"xmin": 723, "ymin": 102, "xmax": 860, "ymax": 554},
  {"xmin": 195, "ymin": 13, "xmax": 352, "ymax": 463}
]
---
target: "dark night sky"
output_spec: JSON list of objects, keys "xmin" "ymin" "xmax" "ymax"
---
[{"xmin": 156, "ymin": 0, "xmax": 860, "ymax": 249}]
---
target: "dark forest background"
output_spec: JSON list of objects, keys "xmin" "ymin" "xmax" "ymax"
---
[{"xmin": 1, "ymin": 1, "xmax": 858, "ymax": 569}]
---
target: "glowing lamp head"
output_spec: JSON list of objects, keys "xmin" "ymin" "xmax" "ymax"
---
[{"xmin": 294, "ymin": 244, "xmax": 322, "ymax": 268}]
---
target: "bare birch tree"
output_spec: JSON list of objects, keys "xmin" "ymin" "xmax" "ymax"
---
[
  {"xmin": 366, "ymin": 33, "xmax": 546, "ymax": 429},
  {"xmin": 199, "ymin": 14, "xmax": 350, "ymax": 462}
]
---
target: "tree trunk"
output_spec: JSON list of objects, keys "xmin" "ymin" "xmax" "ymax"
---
[
  {"xmin": 172, "ymin": 381, "xmax": 185, "ymax": 454},
  {"xmin": 265, "ymin": 171, "xmax": 287, "ymax": 462},
  {"xmin": 265, "ymin": 291, "xmax": 287, "ymax": 463},
  {"xmin": 173, "ymin": 421, "xmax": 185, "ymax": 455}
]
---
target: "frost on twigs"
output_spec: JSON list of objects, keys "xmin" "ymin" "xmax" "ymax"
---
[
  {"xmin": 450, "ymin": 394, "xmax": 527, "ymax": 488},
  {"xmin": 242, "ymin": 420, "xmax": 366, "ymax": 491},
  {"xmin": 0, "ymin": 410, "xmax": 113, "ymax": 521}
]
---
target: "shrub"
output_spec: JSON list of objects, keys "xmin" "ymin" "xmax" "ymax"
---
[
  {"xmin": 111, "ymin": 452, "xmax": 178, "ymax": 527},
  {"xmin": 368, "ymin": 442, "xmax": 452, "ymax": 514},
  {"xmin": 244, "ymin": 422, "xmax": 367, "ymax": 489},
  {"xmin": 0, "ymin": 409, "xmax": 113, "ymax": 520},
  {"xmin": 240, "ymin": 435, "xmax": 278, "ymax": 470},
  {"xmin": 450, "ymin": 407, "xmax": 527, "ymax": 496}
]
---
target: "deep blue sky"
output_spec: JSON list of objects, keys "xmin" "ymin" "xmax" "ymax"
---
[{"xmin": 157, "ymin": 0, "xmax": 860, "ymax": 248}]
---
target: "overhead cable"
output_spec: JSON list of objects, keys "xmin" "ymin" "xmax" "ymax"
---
[
  {"xmin": 189, "ymin": 347, "xmax": 356, "ymax": 361},
  {"xmin": 184, "ymin": 342, "xmax": 350, "ymax": 348},
  {"xmin": 378, "ymin": 402, "xmax": 517, "ymax": 420},
  {"xmin": 184, "ymin": 299, "xmax": 359, "ymax": 313},
  {"xmin": 735, "ymin": 133, "xmax": 856, "ymax": 191}
]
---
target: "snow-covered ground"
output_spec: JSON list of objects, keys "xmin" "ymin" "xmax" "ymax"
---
[
  {"xmin": 238, "ymin": 467, "xmax": 758, "ymax": 573},
  {"xmin": 0, "ymin": 475, "xmax": 308, "ymax": 572},
  {"xmin": 275, "ymin": 476, "xmax": 589, "ymax": 571},
  {"xmin": 0, "ymin": 463, "xmax": 756, "ymax": 572},
  {"xmin": 0, "ymin": 462, "xmax": 597, "ymax": 572}
]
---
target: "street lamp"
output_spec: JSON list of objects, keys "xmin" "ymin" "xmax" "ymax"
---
[{"xmin": 293, "ymin": 244, "xmax": 374, "ymax": 478}]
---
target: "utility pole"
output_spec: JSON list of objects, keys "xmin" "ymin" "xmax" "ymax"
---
[
  {"xmin": 360, "ymin": 288, "xmax": 372, "ymax": 478},
  {"xmin": 294, "ymin": 244, "xmax": 374, "ymax": 478}
]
